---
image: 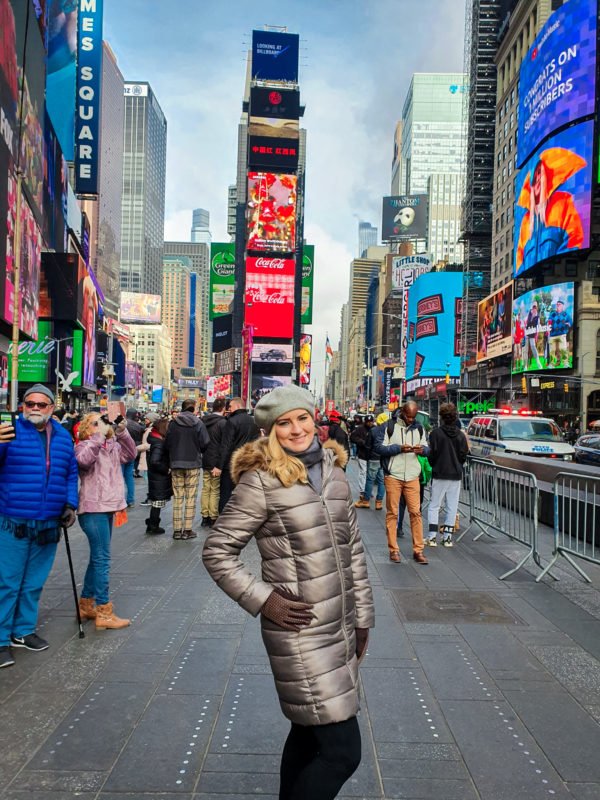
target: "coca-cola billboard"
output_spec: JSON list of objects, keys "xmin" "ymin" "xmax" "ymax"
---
[{"xmin": 244, "ymin": 256, "xmax": 295, "ymax": 338}]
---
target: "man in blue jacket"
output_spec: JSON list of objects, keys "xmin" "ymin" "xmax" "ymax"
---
[{"xmin": 0, "ymin": 385, "xmax": 78, "ymax": 668}]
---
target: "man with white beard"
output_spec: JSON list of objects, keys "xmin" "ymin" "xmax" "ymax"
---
[{"xmin": 0, "ymin": 385, "xmax": 78, "ymax": 669}]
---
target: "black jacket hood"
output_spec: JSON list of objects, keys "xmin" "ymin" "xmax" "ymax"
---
[
  {"xmin": 441, "ymin": 423, "xmax": 460, "ymax": 438},
  {"xmin": 174, "ymin": 411, "xmax": 201, "ymax": 427},
  {"xmin": 203, "ymin": 413, "xmax": 225, "ymax": 430}
]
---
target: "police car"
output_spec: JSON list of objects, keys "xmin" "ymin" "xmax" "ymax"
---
[{"xmin": 466, "ymin": 408, "xmax": 574, "ymax": 461}]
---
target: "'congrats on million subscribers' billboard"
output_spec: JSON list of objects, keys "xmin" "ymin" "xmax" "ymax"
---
[
  {"xmin": 517, "ymin": 0, "xmax": 597, "ymax": 166},
  {"xmin": 513, "ymin": 119, "xmax": 593, "ymax": 277}
]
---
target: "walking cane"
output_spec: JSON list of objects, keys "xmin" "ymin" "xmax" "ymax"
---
[{"xmin": 62, "ymin": 526, "xmax": 85, "ymax": 639}]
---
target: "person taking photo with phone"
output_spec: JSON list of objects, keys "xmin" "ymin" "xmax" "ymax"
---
[{"xmin": 0, "ymin": 385, "xmax": 78, "ymax": 669}]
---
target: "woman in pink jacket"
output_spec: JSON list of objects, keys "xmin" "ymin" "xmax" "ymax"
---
[{"xmin": 75, "ymin": 413, "xmax": 137, "ymax": 630}]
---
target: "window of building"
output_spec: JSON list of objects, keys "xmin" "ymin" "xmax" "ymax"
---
[
  {"xmin": 510, "ymin": 89, "xmax": 515, "ymax": 106},
  {"xmin": 496, "ymin": 218, "xmax": 500, "ymax": 233},
  {"xmin": 597, "ymin": 328, "xmax": 600, "ymax": 375},
  {"xmin": 508, "ymin": 137, "xmax": 513, "ymax": 153},
  {"xmin": 504, "ymin": 121, "xmax": 508, "ymax": 137},
  {"xmin": 508, "ymin": 160, "xmax": 513, "ymax": 177}
]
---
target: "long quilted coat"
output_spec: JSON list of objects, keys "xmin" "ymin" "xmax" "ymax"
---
[
  {"xmin": 0, "ymin": 415, "xmax": 78, "ymax": 519},
  {"xmin": 202, "ymin": 439, "xmax": 375, "ymax": 726}
]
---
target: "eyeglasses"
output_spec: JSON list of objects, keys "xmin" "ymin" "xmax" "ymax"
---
[{"xmin": 24, "ymin": 401, "xmax": 51, "ymax": 410}]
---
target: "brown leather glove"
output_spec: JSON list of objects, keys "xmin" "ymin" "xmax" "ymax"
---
[
  {"xmin": 355, "ymin": 628, "xmax": 369, "ymax": 664},
  {"xmin": 261, "ymin": 588, "xmax": 314, "ymax": 632}
]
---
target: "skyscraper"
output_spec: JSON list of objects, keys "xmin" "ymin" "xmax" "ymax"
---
[
  {"xmin": 358, "ymin": 221, "xmax": 378, "ymax": 257},
  {"xmin": 120, "ymin": 82, "xmax": 167, "ymax": 296},
  {"xmin": 82, "ymin": 42, "xmax": 124, "ymax": 320},
  {"xmin": 191, "ymin": 208, "xmax": 211, "ymax": 244},
  {"xmin": 163, "ymin": 241, "xmax": 212, "ymax": 375},
  {"xmin": 162, "ymin": 257, "xmax": 192, "ymax": 379}
]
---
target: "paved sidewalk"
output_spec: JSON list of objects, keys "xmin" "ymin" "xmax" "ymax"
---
[{"xmin": 1, "ymin": 465, "xmax": 599, "ymax": 799}]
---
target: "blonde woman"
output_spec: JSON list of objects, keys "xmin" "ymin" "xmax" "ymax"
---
[
  {"xmin": 75, "ymin": 413, "xmax": 137, "ymax": 629},
  {"xmin": 203, "ymin": 385, "xmax": 374, "ymax": 800}
]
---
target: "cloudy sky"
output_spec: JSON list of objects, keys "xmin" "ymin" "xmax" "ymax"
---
[{"xmin": 104, "ymin": 0, "xmax": 465, "ymax": 395}]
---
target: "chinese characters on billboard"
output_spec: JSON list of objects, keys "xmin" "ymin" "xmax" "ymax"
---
[
  {"xmin": 382, "ymin": 195, "xmax": 428, "ymax": 241},
  {"xmin": 244, "ymin": 256, "xmax": 295, "ymax": 338},
  {"xmin": 512, "ymin": 282, "xmax": 574, "ymax": 374},
  {"xmin": 247, "ymin": 172, "xmax": 297, "ymax": 253},
  {"xmin": 517, "ymin": 0, "xmax": 597, "ymax": 166},
  {"xmin": 299, "ymin": 334, "xmax": 312, "ymax": 386},
  {"xmin": 248, "ymin": 137, "xmax": 299, "ymax": 170},
  {"xmin": 405, "ymin": 272, "xmax": 463, "ymax": 380},
  {"xmin": 120, "ymin": 292, "xmax": 162, "ymax": 324},
  {"xmin": 251, "ymin": 30, "xmax": 299, "ymax": 82},
  {"xmin": 209, "ymin": 243, "xmax": 235, "ymax": 319},
  {"xmin": 476, "ymin": 282, "xmax": 513, "ymax": 363},
  {"xmin": 514, "ymin": 120, "xmax": 593, "ymax": 277}
]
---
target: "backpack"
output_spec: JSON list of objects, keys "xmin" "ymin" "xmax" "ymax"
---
[{"xmin": 317, "ymin": 425, "xmax": 329, "ymax": 444}]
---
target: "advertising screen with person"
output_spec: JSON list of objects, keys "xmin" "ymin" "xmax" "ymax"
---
[
  {"xmin": 246, "ymin": 173, "xmax": 297, "ymax": 253},
  {"xmin": 513, "ymin": 120, "xmax": 593, "ymax": 278},
  {"xmin": 476, "ymin": 282, "xmax": 513, "ymax": 363},
  {"xmin": 511, "ymin": 282, "xmax": 574, "ymax": 374}
]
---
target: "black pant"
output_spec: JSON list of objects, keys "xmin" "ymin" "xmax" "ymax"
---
[
  {"xmin": 218, "ymin": 469, "xmax": 234, "ymax": 514},
  {"xmin": 279, "ymin": 716, "xmax": 361, "ymax": 800}
]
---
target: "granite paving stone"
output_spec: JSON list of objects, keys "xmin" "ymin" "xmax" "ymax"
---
[
  {"xmin": 158, "ymin": 636, "xmax": 238, "ymax": 695},
  {"xmin": 382, "ymin": 776, "xmax": 479, "ymax": 799}
]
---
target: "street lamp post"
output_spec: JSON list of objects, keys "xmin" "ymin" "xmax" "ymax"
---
[{"xmin": 579, "ymin": 352, "xmax": 590, "ymax": 431}]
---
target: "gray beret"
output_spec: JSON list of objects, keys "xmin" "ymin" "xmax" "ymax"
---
[
  {"xmin": 254, "ymin": 385, "xmax": 315, "ymax": 433},
  {"xmin": 23, "ymin": 384, "xmax": 55, "ymax": 403},
  {"xmin": 146, "ymin": 412, "xmax": 160, "ymax": 424}
]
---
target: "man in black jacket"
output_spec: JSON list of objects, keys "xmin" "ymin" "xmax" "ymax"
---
[
  {"xmin": 328, "ymin": 409, "xmax": 350, "ymax": 463},
  {"xmin": 124, "ymin": 408, "xmax": 145, "ymax": 500},
  {"xmin": 351, "ymin": 415, "xmax": 375, "ymax": 506},
  {"xmin": 215, "ymin": 397, "xmax": 260, "ymax": 513},
  {"xmin": 426, "ymin": 403, "xmax": 469, "ymax": 547},
  {"xmin": 165, "ymin": 399, "xmax": 210, "ymax": 539},
  {"xmin": 201, "ymin": 398, "xmax": 227, "ymax": 526}
]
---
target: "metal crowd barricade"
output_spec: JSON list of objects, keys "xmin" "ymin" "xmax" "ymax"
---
[
  {"xmin": 458, "ymin": 457, "xmax": 544, "ymax": 580},
  {"xmin": 536, "ymin": 472, "xmax": 599, "ymax": 584}
]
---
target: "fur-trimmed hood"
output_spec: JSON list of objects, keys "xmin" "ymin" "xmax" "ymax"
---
[{"xmin": 231, "ymin": 436, "xmax": 348, "ymax": 484}]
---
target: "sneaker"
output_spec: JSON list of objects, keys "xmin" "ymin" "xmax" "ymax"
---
[
  {"xmin": 140, "ymin": 499, "xmax": 151, "ymax": 507},
  {"xmin": 425, "ymin": 538, "xmax": 438, "ymax": 547},
  {"xmin": 0, "ymin": 646, "xmax": 15, "ymax": 668},
  {"xmin": 10, "ymin": 633, "xmax": 49, "ymax": 651},
  {"xmin": 443, "ymin": 537, "xmax": 454, "ymax": 547}
]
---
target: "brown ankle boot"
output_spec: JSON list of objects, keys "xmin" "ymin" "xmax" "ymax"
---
[
  {"xmin": 354, "ymin": 497, "xmax": 370, "ymax": 508},
  {"xmin": 94, "ymin": 602, "xmax": 130, "ymax": 630},
  {"xmin": 78, "ymin": 597, "xmax": 96, "ymax": 620}
]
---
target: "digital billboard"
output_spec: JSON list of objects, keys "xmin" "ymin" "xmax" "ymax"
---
[
  {"xmin": 120, "ymin": 292, "xmax": 161, "ymax": 324},
  {"xmin": 247, "ymin": 172, "xmax": 297, "ymax": 253},
  {"xmin": 43, "ymin": 114, "xmax": 68, "ymax": 252},
  {"xmin": 75, "ymin": 0, "xmax": 103, "ymax": 194},
  {"xmin": 78, "ymin": 259, "xmax": 99, "ymax": 389},
  {"xmin": 405, "ymin": 272, "xmax": 463, "ymax": 380},
  {"xmin": 252, "ymin": 343, "xmax": 293, "ymax": 363},
  {"xmin": 382, "ymin": 195, "xmax": 428, "ymax": 241},
  {"xmin": 391, "ymin": 255, "xmax": 433, "ymax": 291},
  {"xmin": 46, "ymin": 0, "xmax": 78, "ymax": 160},
  {"xmin": 244, "ymin": 256, "xmax": 295, "ymax": 338},
  {"xmin": 476, "ymin": 282, "xmax": 513, "ymax": 363},
  {"xmin": 514, "ymin": 119, "xmax": 593, "ymax": 277},
  {"xmin": 251, "ymin": 374, "xmax": 292, "ymax": 403},
  {"xmin": 517, "ymin": 0, "xmax": 597, "ymax": 167},
  {"xmin": 301, "ymin": 244, "xmax": 314, "ymax": 324},
  {"xmin": 250, "ymin": 86, "xmax": 300, "ymax": 120},
  {"xmin": 512, "ymin": 282, "xmax": 574, "ymax": 374},
  {"xmin": 3, "ymin": 191, "xmax": 42, "ymax": 340},
  {"xmin": 251, "ymin": 30, "xmax": 299, "ymax": 82},
  {"xmin": 209, "ymin": 242, "xmax": 235, "ymax": 319},
  {"xmin": 212, "ymin": 313, "xmax": 232, "ymax": 353},
  {"xmin": 248, "ymin": 137, "xmax": 299, "ymax": 170},
  {"xmin": 299, "ymin": 334, "xmax": 312, "ymax": 386}
]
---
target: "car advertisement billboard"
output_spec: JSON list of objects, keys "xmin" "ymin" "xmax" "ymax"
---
[
  {"xmin": 244, "ymin": 255, "xmax": 295, "ymax": 338},
  {"xmin": 476, "ymin": 282, "xmax": 513, "ymax": 363},
  {"xmin": 512, "ymin": 282, "xmax": 574, "ymax": 374},
  {"xmin": 251, "ymin": 30, "xmax": 299, "ymax": 82},
  {"xmin": 252, "ymin": 343, "xmax": 293, "ymax": 363},
  {"xmin": 209, "ymin": 242, "xmax": 235, "ymax": 319},
  {"xmin": 514, "ymin": 119, "xmax": 593, "ymax": 277},
  {"xmin": 382, "ymin": 195, "xmax": 428, "ymax": 241},
  {"xmin": 120, "ymin": 292, "xmax": 161, "ymax": 324},
  {"xmin": 517, "ymin": 0, "xmax": 597, "ymax": 167},
  {"xmin": 247, "ymin": 172, "xmax": 297, "ymax": 253},
  {"xmin": 301, "ymin": 244, "xmax": 314, "ymax": 324},
  {"xmin": 248, "ymin": 137, "xmax": 299, "ymax": 170},
  {"xmin": 405, "ymin": 272, "xmax": 463, "ymax": 380},
  {"xmin": 299, "ymin": 333, "xmax": 312, "ymax": 386}
]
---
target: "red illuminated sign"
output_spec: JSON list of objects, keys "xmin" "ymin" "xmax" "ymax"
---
[{"xmin": 244, "ymin": 256, "xmax": 295, "ymax": 337}]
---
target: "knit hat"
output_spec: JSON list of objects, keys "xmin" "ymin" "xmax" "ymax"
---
[
  {"xmin": 254, "ymin": 385, "xmax": 315, "ymax": 433},
  {"xmin": 329, "ymin": 409, "xmax": 341, "ymax": 420},
  {"xmin": 146, "ymin": 412, "xmax": 160, "ymax": 424},
  {"xmin": 23, "ymin": 384, "xmax": 55, "ymax": 404}
]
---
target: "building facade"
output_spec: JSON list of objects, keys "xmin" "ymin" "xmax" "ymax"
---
[
  {"xmin": 163, "ymin": 241, "xmax": 212, "ymax": 375},
  {"xmin": 191, "ymin": 208, "xmax": 211, "ymax": 244},
  {"xmin": 358, "ymin": 221, "xmax": 378, "ymax": 257},
  {"xmin": 162, "ymin": 257, "xmax": 192, "ymax": 379},
  {"xmin": 127, "ymin": 323, "xmax": 172, "ymax": 391},
  {"xmin": 427, "ymin": 173, "xmax": 464, "ymax": 265},
  {"xmin": 120, "ymin": 82, "xmax": 167, "ymax": 296}
]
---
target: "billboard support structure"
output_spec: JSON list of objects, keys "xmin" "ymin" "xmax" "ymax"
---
[{"xmin": 9, "ymin": 170, "xmax": 23, "ymax": 411}]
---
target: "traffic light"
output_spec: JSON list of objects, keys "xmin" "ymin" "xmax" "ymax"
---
[
  {"xmin": 521, "ymin": 375, "xmax": 527, "ymax": 393},
  {"xmin": 564, "ymin": 382, "xmax": 569, "ymax": 393}
]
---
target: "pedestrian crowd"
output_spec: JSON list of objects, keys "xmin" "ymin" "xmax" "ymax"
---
[{"xmin": 0, "ymin": 381, "xmax": 469, "ymax": 800}]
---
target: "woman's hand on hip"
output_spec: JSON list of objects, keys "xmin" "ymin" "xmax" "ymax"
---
[{"xmin": 261, "ymin": 588, "xmax": 314, "ymax": 632}]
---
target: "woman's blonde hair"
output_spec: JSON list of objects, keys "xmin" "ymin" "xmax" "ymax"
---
[
  {"xmin": 265, "ymin": 425, "xmax": 310, "ymax": 488},
  {"xmin": 78, "ymin": 413, "xmax": 114, "ymax": 441}
]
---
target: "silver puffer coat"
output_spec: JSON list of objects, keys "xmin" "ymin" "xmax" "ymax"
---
[{"xmin": 202, "ymin": 439, "xmax": 375, "ymax": 726}]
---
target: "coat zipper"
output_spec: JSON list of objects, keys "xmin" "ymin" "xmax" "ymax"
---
[{"xmin": 314, "ymin": 462, "xmax": 351, "ymax": 663}]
